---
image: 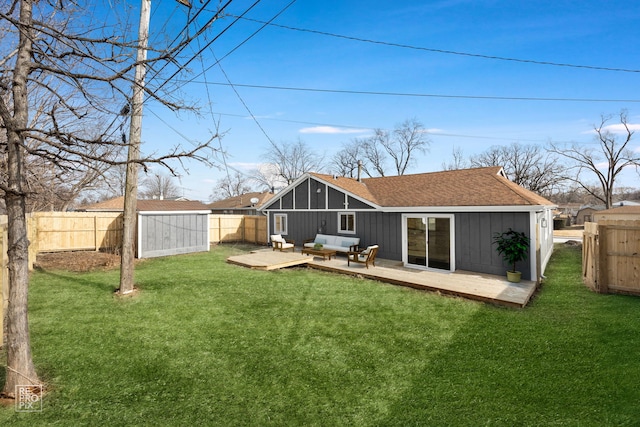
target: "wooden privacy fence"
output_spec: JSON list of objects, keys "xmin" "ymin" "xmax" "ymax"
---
[
  {"xmin": 209, "ymin": 215, "xmax": 267, "ymax": 244},
  {"xmin": 25, "ymin": 213, "xmax": 267, "ymax": 253},
  {"xmin": 583, "ymin": 220, "xmax": 640, "ymax": 295},
  {"xmin": 32, "ymin": 211, "xmax": 124, "ymax": 253}
]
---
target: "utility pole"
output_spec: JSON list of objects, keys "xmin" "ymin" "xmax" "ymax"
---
[{"xmin": 119, "ymin": 0, "xmax": 191, "ymax": 294}]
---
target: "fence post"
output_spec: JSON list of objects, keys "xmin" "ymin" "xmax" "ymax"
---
[{"xmin": 597, "ymin": 224, "xmax": 608, "ymax": 293}]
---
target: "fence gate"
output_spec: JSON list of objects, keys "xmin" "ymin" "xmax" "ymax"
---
[{"xmin": 582, "ymin": 220, "xmax": 640, "ymax": 295}]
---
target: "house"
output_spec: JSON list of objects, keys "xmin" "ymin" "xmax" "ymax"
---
[
  {"xmin": 259, "ymin": 167, "xmax": 556, "ymax": 282},
  {"xmin": 576, "ymin": 205, "xmax": 606, "ymax": 225},
  {"xmin": 78, "ymin": 196, "xmax": 210, "ymax": 212},
  {"xmin": 208, "ymin": 191, "xmax": 274, "ymax": 215}
]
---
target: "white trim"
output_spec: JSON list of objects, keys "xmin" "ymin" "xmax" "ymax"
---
[
  {"xmin": 137, "ymin": 213, "xmax": 142, "ymax": 259},
  {"xmin": 337, "ymin": 211, "xmax": 356, "ymax": 234},
  {"xmin": 529, "ymin": 211, "xmax": 538, "ymax": 282},
  {"xmin": 274, "ymin": 213, "xmax": 288, "ymax": 235},
  {"xmin": 137, "ymin": 210, "xmax": 211, "ymax": 215},
  {"xmin": 401, "ymin": 214, "xmax": 456, "ymax": 273}
]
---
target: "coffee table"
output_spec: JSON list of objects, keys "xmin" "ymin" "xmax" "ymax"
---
[{"xmin": 301, "ymin": 247, "xmax": 337, "ymax": 260}]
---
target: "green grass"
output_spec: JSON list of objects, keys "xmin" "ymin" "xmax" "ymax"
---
[{"xmin": 2, "ymin": 244, "xmax": 640, "ymax": 425}]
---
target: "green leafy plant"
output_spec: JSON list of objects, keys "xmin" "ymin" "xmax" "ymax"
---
[
  {"xmin": 493, "ymin": 228, "xmax": 530, "ymax": 273},
  {"xmin": 313, "ymin": 243, "xmax": 323, "ymax": 250}
]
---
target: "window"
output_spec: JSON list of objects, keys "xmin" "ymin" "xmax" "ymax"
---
[
  {"xmin": 274, "ymin": 214, "xmax": 288, "ymax": 234},
  {"xmin": 338, "ymin": 212, "xmax": 356, "ymax": 234}
]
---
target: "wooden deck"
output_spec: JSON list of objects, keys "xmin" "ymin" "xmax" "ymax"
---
[
  {"xmin": 226, "ymin": 251, "xmax": 313, "ymax": 270},
  {"xmin": 227, "ymin": 250, "xmax": 538, "ymax": 308}
]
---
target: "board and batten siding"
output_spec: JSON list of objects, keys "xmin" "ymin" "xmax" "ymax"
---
[
  {"xmin": 269, "ymin": 209, "xmax": 533, "ymax": 278},
  {"xmin": 455, "ymin": 211, "xmax": 531, "ymax": 278},
  {"xmin": 137, "ymin": 211, "xmax": 210, "ymax": 259}
]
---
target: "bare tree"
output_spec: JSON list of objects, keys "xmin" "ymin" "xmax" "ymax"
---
[
  {"xmin": 441, "ymin": 146, "xmax": 468, "ymax": 171},
  {"xmin": 549, "ymin": 111, "xmax": 640, "ymax": 208},
  {"xmin": 249, "ymin": 163, "xmax": 288, "ymax": 192},
  {"xmin": 264, "ymin": 139, "xmax": 324, "ymax": 184},
  {"xmin": 210, "ymin": 170, "xmax": 254, "ymax": 201},
  {"xmin": 361, "ymin": 118, "xmax": 430, "ymax": 176},
  {"xmin": 330, "ymin": 143, "xmax": 362, "ymax": 178},
  {"xmin": 469, "ymin": 142, "xmax": 565, "ymax": 196},
  {"xmin": 0, "ymin": 0, "xmax": 223, "ymax": 397},
  {"xmin": 139, "ymin": 172, "xmax": 181, "ymax": 200}
]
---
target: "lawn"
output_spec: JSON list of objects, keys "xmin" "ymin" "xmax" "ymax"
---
[{"xmin": 1, "ymin": 243, "xmax": 640, "ymax": 425}]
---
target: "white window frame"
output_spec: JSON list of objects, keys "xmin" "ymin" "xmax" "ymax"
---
[
  {"xmin": 274, "ymin": 213, "xmax": 288, "ymax": 235},
  {"xmin": 338, "ymin": 212, "xmax": 356, "ymax": 234}
]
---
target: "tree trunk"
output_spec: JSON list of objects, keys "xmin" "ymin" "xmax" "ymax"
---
[
  {"xmin": 3, "ymin": 171, "xmax": 40, "ymax": 396},
  {"xmin": 2, "ymin": 0, "xmax": 41, "ymax": 396},
  {"xmin": 119, "ymin": 0, "xmax": 151, "ymax": 294}
]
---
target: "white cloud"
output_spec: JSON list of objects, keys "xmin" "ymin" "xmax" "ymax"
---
[
  {"xmin": 602, "ymin": 123, "xmax": 640, "ymax": 133},
  {"xmin": 582, "ymin": 123, "xmax": 640, "ymax": 135},
  {"xmin": 228, "ymin": 162, "xmax": 260, "ymax": 170},
  {"xmin": 299, "ymin": 126, "xmax": 370, "ymax": 135}
]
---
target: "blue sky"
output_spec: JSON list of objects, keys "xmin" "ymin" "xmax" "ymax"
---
[{"xmin": 137, "ymin": 0, "xmax": 640, "ymax": 201}]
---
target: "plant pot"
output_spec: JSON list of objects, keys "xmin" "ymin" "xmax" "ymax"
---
[{"xmin": 506, "ymin": 270, "xmax": 522, "ymax": 283}]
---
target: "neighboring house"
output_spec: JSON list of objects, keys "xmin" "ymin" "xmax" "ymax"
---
[
  {"xmin": 593, "ymin": 205, "xmax": 640, "ymax": 222},
  {"xmin": 555, "ymin": 203, "xmax": 582, "ymax": 225},
  {"xmin": 208, "ymin": 191, "xmax": 274, "ymax": 215},
  {"xmin": 576, "ymin": 205, "xmax": 606, "ymax": 225},
  {"xmin": 259, "ymin": 167, "xmax": 555, "ymax": 282},
  {"xmin": 78, "ymin": 196, "xmax": 209, "ymax": 212}
]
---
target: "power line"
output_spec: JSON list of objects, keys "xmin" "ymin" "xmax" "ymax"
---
[
  {"xmin": 151, "ymin": 0, "xmax": 264, "ymax": 95},
  {"xmin": 232, "ymin": 16, "xmax": 640, "ymax": 74},
  {"xmin": 186, "ymin": 81, "xmax": 640, "ymax": 103},
  {"xmin": 146, "ymin": 0, "xmax": 231, "ymax": 89},
  {"xmin": 181, "ymin": 0, "xmax": 298, "ymax": 87}
]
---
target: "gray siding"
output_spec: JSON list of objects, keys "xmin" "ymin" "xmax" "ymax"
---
[
  {"xmin": 138, "ymin": 213, "xmax": 209, "ymax": 259},
  {"xmin": 455, "ymin": 212, "xmax": 531, "ymax": 278}
]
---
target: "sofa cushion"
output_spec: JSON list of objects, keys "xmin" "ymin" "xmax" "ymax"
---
[{"xmin": 304, "ymin": 234, "xmax": 359, "ymax": 252}]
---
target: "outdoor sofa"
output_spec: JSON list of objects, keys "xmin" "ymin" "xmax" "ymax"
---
[{"xmin": 303, "ymin": 233, "xmax": 360, "ymax": 254}]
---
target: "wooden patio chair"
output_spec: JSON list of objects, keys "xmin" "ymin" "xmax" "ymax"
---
[
  {"xmin": 347, "ymin": 245, "xmax": 379, "ymax": 268},
  {"xmin": 270, "ymin": 234, "xmax": 295, "ymax": 252}
]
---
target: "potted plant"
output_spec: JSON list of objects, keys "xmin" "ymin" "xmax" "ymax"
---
[
  {"xmin": 493, "ymin": 228, "xmax": 530, "ymax": 283},
  {"xmin": 313, "ymin": 242, "xmax": 324, "ymax": 250}
]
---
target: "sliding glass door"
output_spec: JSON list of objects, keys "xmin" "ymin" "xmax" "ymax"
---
[{"xmin": 404, "ymin": 215, "xmax": 454, "ymax": 271}]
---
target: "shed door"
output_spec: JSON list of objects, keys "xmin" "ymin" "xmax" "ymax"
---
[{"xmin": 403, "ymin": 215, "xmax": 454, "ymax": 272}]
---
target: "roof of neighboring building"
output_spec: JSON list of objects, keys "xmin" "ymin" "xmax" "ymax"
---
[
  {"xmin": 596, "ymin": 206, "xmax": 640, "ymax": 216},
  {"xmin": 577, "ymin": 205, "xmax": 606, "ymax": 212},
  {"xmin": 208, "ymin": 191, "xmax": 274, "ymax": 210},
  {"xmin": 307, "ymin": 167, "xmax": 554, "ymax": 208},
  {"xmin": 78, "ymin": 196, "xmax": 209, "ymax": 212}
]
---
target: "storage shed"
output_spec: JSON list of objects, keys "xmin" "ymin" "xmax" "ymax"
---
[{"xmin": 79, "ymin": 197, "xmax": 211, "ymax": 258}]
